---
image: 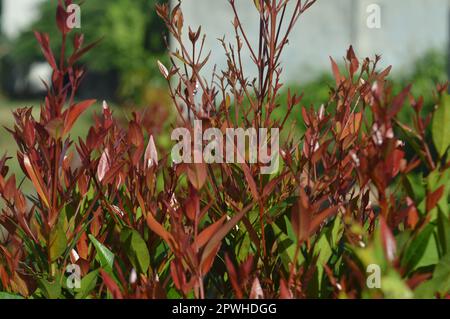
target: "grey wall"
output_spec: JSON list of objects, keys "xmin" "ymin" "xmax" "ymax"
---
[{"xmin": 177, "ymin": 0, "xmax": 450, "ymax": 83}]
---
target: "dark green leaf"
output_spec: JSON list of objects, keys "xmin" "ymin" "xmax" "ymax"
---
[
  {"xmin": 89, "ymin": 235, "xmax": 115, "ymax": 273},
  {"xmin": 75, "ymin": 270, "xmax": 99, "ymax": 299},
  {"xmin": 401, "ymin": 224, "xmax": 435, "ymax": 272},
  {"xmin": 38, "ymin": 277, "xmax": 62, "ymax": 299},
  {"xmin": 120, "ymin": 228, "xmax": 150, "ymax": 274}
]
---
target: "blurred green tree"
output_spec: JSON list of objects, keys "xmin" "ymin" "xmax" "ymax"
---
[{"xmin": 5, "ymin": 0, "xmax": 168, "ymax": 104}]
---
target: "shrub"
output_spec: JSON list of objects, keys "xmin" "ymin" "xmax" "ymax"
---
[{"xmin": 0, "ymin": 0, "xmax": 449, "ymax": 299}]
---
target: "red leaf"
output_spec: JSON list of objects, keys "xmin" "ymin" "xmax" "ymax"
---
[
  {"xmin": 291, "ymin": 189, "xmax": 311, "ymax": 242},
  {"xmin": 407, "ymin": 273, "xmax": 432, "ymax": 290},
  {"xmin": 194, "ymin": 215, "xmax": 227, "ymax": 250},
  {"xmin": 63, "ymin": 100, "xmax": 96, "ymax": 136},
  {"xmin": 201, "ymin": 240, "xmax": 221, "ymax": 275},
  {"xmin": 69, "ymin": 39, "xmax": 102, "ymax": 65},
  {"xmin": 76, "ymin": 232, "xmax": 89, "ymax": 260},
  {"xmin": 184, "ymin": 188, "xmax": 199, "ymax": 221},
  {"xmin": 201, "ymin": 203, "xmax": 253, "ymax": 266},
  {"xmin": 279, "ymin": 278, "xmax": 293, "ymax": 299},
  {"xmin": 241, "ymin": 162, "xmax": 259, "ymax": 200},
  {"xmin": 426, "ymin": 185, "xmax": 444, "ymax": 212},
  {"xmin": 146, "ymin": 208, "xmax": 178, "ymax": 252},
  {"xmin": 73, "ymin": 33, "xmax": 84, "ymax": 50},
  {"xmin": 23, "ymin": 154, "xmax": 50, "ymax": 208},
  {"xmin": 56, "ymin": 2, "xmax": 69, "ymax": 34},
  {"xmin": 387, "ymin": 149, "xmax": 405, "ymax": 178},
  {"xmin": 187, "ymin": 152, "xmax": 207, "ymax": 190},
  {"xmin": 309, "ymin": 206, "xmax": 339, "ymax": 235},
  {"xmin": 100, "ymin": 270, "xmax": 123, "ymax": 299},
  {"xmin": 378, "ymin": 65, "xmax": 392, "ymax": 79},
  {"xmin": 340, "ymin": 112, "xmax": 362, "ymax": 140},
  {"xmin": 225, "ymin": 254, "xmax": 242, "ymax": 298},
  {"xmin": 3, "ymin": 175, "xmax": 16, "ymax": 202},
  {"xmin": 170, "ymin": 261, "xmax": 182, "ymax": 291},
  {"xmin": 128, "ymin": 121, "xmax": 144, "ymax": 147},
  {"xmin": 346, "ymin": 45, "xmax": 359, "ymax": 76},
  {"xmin": 330, "ymin": 57, "xmax": 343, "ymax": 86},
  {"xmin": 34, "ymin": 32, "xmax": 57, "ymax": 70},
  {"xmin": 262, "ymin": 172, "xmax": 287, "ymax": 198},
  {"xmin": 407, "ymin": 204, "xmax": 419, "ymax": 229},
  {"xmin": 389, "ymin": 85, "xmax": 411, "ymax": 117}
]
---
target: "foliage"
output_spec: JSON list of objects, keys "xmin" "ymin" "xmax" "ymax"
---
[
  {"xmin": 276, "ymin": 50, "xmax": 448, "ymax": 135},
  {"xmin": 0, "ymin": 0, "xmax": 449, "ymax": 299}
]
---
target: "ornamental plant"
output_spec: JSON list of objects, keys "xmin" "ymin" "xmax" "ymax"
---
[{"xmin": 0, "ymin": 0, "xmax": 449, "ymax": 299}]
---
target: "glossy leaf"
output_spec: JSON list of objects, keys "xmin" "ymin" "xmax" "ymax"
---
[
  {"xmin": 402, "ymin": 224, "xmax": 434, "ymax": 273},
  {"xmin": 432, "ymin": 93, "xmax": 450, "ymax": 157},
  {"xmin": 23, "ymin": 154, "xmax": 50, "ymax": 208},
  {"xmin": 89, "ymin": 235, "xmax": 115, "ymax": 273},
  {"xmin": 63, "ymin": 100, "xmax": 96, "ymax": 136}
]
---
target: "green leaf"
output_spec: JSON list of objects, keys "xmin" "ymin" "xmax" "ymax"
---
[
  {"xmin": 313, "ymin": 234, "xmax": 332, "ymax": 291},
  {"xmin": 328, "ymin": 215, "xmax": 343, "ymax": 248},
  {"xmin": 284, "ymin": 215, "xmax": 297, "ymax": 244},
  {"xmin": 75, "ymin": 270, "xmax": 99, "ymax": 299},
  {"xmin": 414, "ymin": 280, "xmax": 437, "ymax": 299},
  {"xmin": 272, "ymin": 222, "xmax": 297, "ymax": 269},
  {"xmin": 49, "ymin": 210, "xmax": 68, "ymax": 262},
  {"xmin": 437, "ymin": 209, "xmax": 450, "ymax": 255},
  {"xmin": 401, "ymin": 224, "xmax": 434, "ymax": 272},
  {"xmin": 415, "ymin": 253, "xmax": 450, "ymax": 298},
  {"xmin": 0, "ymin": 292, "xmax": 24, "ymax": 299},
  {"xmin": 405, "ymin": 173, "xmax": 425, "ymax": 203},
  {"xmin": 395, "ymin": 230, "xmax": 412, "ymax": 254},
  {"xmin": 433, "ymin": 253, "xmax": 450, "ymax": 295},
  {"xmin": 381, "ymin": 270, "xmax": 413, "ymax": 299},
  {"xmin": 89, "ymin": 235, "xmax": 115, "ymax": 273},
  {"xmin": 38, "ymin": 276, "xmax": 62, "ymax": 299},
  {"xmin": 432, "ymin": 93, "xmax": 450, "ymax": 157},
  {"xmin": 314, "ymin": 235, "xmax": 332, "ymax": 266},
  {"xmin": 120, "ymin": 228, "xmax": 150, "ymax": 274}
]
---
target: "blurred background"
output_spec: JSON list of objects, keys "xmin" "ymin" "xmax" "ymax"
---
[
  {"xmin": 0, "ymin": 0, "xmax": 449, "ymax": 178},
  {"xmin": 0, "ymin": 0, "xmax": 170, "ymax": 103}
]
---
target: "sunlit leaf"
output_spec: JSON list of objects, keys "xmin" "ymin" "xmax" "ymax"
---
[
  {"xmin": 89, "ymin": 235, "xmax": 115, "ymax": 273},
  {"xmin": 432, "ymin": 93, "xmax": 450, "ymax": 157}
]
